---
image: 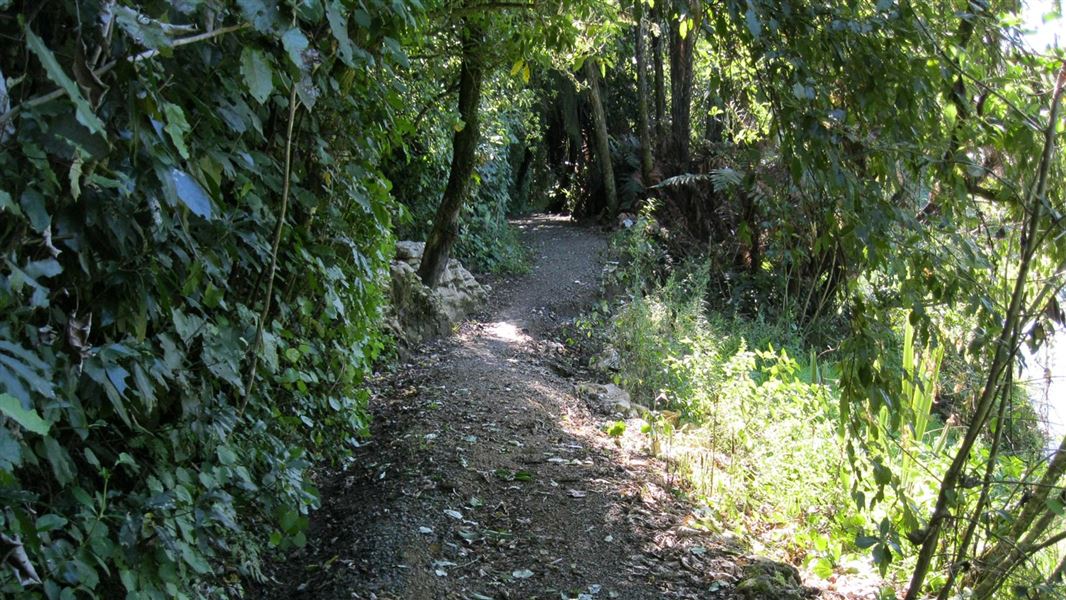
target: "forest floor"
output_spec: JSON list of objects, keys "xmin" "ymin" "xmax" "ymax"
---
[{"xmin": 254, "ymin": 215, "xmax": 814, "ymax": 600}]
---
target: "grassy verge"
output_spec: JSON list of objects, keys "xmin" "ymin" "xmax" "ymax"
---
[{"xmin": 585, "ymin": 218, "xmax": 1060, "ymax": 598}]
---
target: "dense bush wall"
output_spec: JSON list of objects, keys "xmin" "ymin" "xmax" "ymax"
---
[{"xmin": 0, "ymin": 1, "xmax": 413, "ymax": 596}]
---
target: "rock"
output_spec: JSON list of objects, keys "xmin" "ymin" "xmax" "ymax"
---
[
  {"xmin": 592, "ymin": 346, "xmax": 621, "ymax": 372},
  {"xmin": 576, "ymin": 382, "xmax": 639, "ymax": 417},
  {"xmin": 383, "ymin": 241, "xmax": 489, "ymax": 350},
  {"xmin": 735, "ymin": 558, "xmax": 807, "ymax": 600},
  {"xmin": 395, "ymin": 240, "xmax": 425, "ymax": 261}
]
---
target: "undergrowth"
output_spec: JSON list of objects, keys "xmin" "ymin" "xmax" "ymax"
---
[{"xmin": 591, "ymin": 216, "xmax": 1063, "ymax": 597}]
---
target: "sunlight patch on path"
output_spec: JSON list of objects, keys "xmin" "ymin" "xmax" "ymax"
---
[{"xmin": 482, "ymin": 321, "xmax": 533, "ymax": 345}]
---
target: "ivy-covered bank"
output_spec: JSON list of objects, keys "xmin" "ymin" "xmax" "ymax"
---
[{"xmin": 0, "ymin": 2, "xmax": 408, "ymax": 596}]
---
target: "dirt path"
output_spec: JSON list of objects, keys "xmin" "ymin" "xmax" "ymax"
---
[{"xmin": 255, "ymin": 216, "xmax": 782, "ymax": 600}]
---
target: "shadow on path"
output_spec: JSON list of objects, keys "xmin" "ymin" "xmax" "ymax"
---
[{"xmin": 255, "ymin": 216, "xmax": 775, "ymax": 600}]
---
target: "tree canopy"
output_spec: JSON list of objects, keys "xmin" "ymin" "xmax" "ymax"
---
[{"xmin": 1, "ymin": 0, "xmax": 1065, "ymax": 598}]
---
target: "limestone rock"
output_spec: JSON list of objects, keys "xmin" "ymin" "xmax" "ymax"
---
[
  {"xmin": 395, "ymin": 240, "xmax": 425, "ymax": 262},
  {"xmin": 592, "ymin": 346, "xmax": 621, "ymax": 372},
  {"xmin": 735, "ymin": 558, "xmax": 808, "ymax": 600},
  {"xmin": 576, "ymin": 382, "xmax": 639, "ymax": 417},
  {"xmin": 383, "ymin": 241, "xmax": 489, "ymax": 350}
]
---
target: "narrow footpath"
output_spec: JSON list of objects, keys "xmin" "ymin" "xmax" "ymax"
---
[{"xmin": 256, "ymin": 215, "xmax": 797, "ymax": 600}]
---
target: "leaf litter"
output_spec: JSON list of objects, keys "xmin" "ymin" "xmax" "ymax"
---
[{"xmin": 255, "ymin": 217, "xmax": 823, "ymax": 599}]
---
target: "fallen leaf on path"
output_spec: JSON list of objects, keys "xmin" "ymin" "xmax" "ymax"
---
[{"xmin": 444, "ymin": 509, "xmax": 463, "ymax": 520}]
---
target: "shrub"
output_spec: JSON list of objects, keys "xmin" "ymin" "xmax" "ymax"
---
[{"xmin": 0, "ymin": 2, "xmax": 411, "ymax": 596}]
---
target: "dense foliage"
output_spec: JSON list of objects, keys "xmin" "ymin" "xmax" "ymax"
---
[
  {"xmin": 2, "ymin": 0, "xmax": 1065, "ymax": 598},
  {"xmin": 0, "ymin": 1, "xmax": 411, "ymax": 596}
]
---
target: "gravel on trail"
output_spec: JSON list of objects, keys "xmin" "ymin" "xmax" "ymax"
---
[{"xmin": 253, "ymin": 215, "xmax": 810, "ymax": 600}]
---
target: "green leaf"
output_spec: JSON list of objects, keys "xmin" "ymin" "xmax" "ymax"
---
[
  {"xmin": 113, "ymin": 5, "xmax": 172, "ymax": 50},
  {"xmin": 19, "ymin": 189, "xmax": 51, "ymax": 234},
  {"xmin": 217, "ymin": 446, "xmax": 237, "ymax": 466},
  {"xmin": 181, "ymin": 545, "xmax": 211, "ymax": 574},
  {"xmin": 241, "ymin": 48, "xmax": 274, "ymax": 104},
  {"xmin": 43, "ymin": 436, "xmax": 75, "ymax": 485},
  {"xmin": 163, "ymin": 103, "xmax": 191, "ymax": 159},
  {"xmin": 0, "ymin": 190, "xmax": 20, "ymax": 214},
  {"xmin": 744, "ymin": 8, "xmax": 761, "ymax": 38},
  {"xmin": 36, "ymin": 513, "xmax": 68, "ymax": 532},
  {"xmin": 855, "ymin": 534, "xmax": 879, "ymax": 549},
  {"xmin": 25, "ymin": 28, "xmax": 105, "ymax": 134},
  {"xmin": 238, "ymin": 0, "xmax": 278, "ymax": 33},
  {"xmin": 943, "ymin": 102, "xmax": 957, "ymax": 130},
  {"xmin": 282, "ymin": 28, "xmax": 310, "ymax": 70},
  {"xmin": 163, "ymin": 168, "xmax": 213, "ymax": 219},
  {"xmin": 811, "ymin": 557, "xmax": 833, "ymax": 579},
  {"xmin": 325, "ymin": 1, "xmax": 355, "ymax": 66},
  {"xmin": 0, "ymin": 392, "xmax": 49, "ymax": 435},
  {"xmin": 279, "ymin": 508, "xmax": 299, "ymax": 532}
]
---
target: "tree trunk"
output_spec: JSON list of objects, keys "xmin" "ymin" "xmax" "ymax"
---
[
  {"xmin": 703, "ymin": 84, "xmax": 726, "ymax": 144},
  {"xmin": 668, "ymin": 0, "xmax": 701, "ymax": 171},
  {"xmin": 651, "ymin": 1, "xmax": 666, "ymax": 143},
  {"xmin": 635, "ymin": 8, "xmax": 655, "ymax": 186},
  {"xmin": 418, "ymin": 22, "xmax": 484, "ymax": 287},
  {"xmin": 513, "ymin": 146, "xmax": 533, "ymax": 209},
  {"xmin": 583, "ymin": 58, "xmax": 618, "ymax": 219},
  {"xmin": 968, "ymin": 434, "xmax": 1066, "ymax": 599},
  {"xmin": 904, "ymin": 63, "xmax": 1066, "ymax": 600}
]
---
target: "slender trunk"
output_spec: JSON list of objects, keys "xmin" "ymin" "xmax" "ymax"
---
[
  {"xmin": 635, "ymin": 9, "xmax": 654, "ymax": 186},
  {"xmin": 583, "ymin": 58, "xmax": 618, "ymax": 219},
  {"xmin": 904, "ymin": 64, "xmax": 1066, "ymax": 600},
  {"xmin": 1047, "ymin": 553, "xmax": 1066, "ymax": 586},
  {"xmin": 668, "ymin": 0, "xmax": 701, "ymax": 171},
  {"xmin": 969, "ymin": 434, "xmax": 1066, "ymax": 599},
  {"xmin": 935, "ymin": 380, "xmax": 1012, "ymax": 600},
  {"xmin": 704, "ymin": 84, "xmax": 726, "ymax": 144},
  {"xmin": 418, "ymin": 22, "xmax": 484, "ymax": 287},
  {"xmin": 651, "ymin": 1, "xmax": 666, "ymax": 143},
  {"xmin": 513, "ymin": 146, "xmax": 533, "ymax": 208}
]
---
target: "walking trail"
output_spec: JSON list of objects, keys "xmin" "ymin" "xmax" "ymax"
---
[{"xmin": 255, "ymin": 215, "xmax": 798, "ymax": 600}]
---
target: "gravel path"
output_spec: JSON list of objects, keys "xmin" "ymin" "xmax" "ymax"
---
[{"xmin": 253, "ymin": 215, "xmax": 782, "ymax": 600}]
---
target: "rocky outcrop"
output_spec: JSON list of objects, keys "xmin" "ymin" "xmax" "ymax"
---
[
  {"xmin": 576, "ymin": 382, "xmax": 640, "ymax": 417},
  {"xmin": 384, "ymin": 241, "xmax": 489, "ymax": 349}
]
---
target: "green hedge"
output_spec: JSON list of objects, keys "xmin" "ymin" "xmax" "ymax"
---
[{"xmin": 0, "ymin": 1, "xmax": 414, "ymax": 596}]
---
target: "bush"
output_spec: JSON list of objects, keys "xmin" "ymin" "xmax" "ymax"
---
[{"xmin": 0, "ymin": 2, "xmax": 411, "ymax": 596}]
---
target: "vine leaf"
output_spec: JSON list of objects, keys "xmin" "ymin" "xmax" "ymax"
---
[
  {"xmin": 24, "ymin": 29, "xmax": 105, "ymax": 135},
  {"xmin": 237, "ymin": 0, "xmax": 278, "ymax": 33},
  {"xmin": 241, "ymin": 48, "xmax": 274, "ymax": 104},
  {"xmin": 325, "ymin": 0, "xmax": 355, "ymax": 66},
  {"xmin": 112, "ymin": 5, "xmax": 172, "ymax": 50},
  {"xmin": 163, "ymin": 103, "xmax": 191, "ymax": 159},
  {"xmin": 282, "ymin": 28, "xmax": 310, "ymax": 70},
  {"xmin": 163, "ymin": 168, "xmax": 213, "ymax": 219},
  {"xmin": 42, "ymin": 436, "xmax": 75, "ymax": 485},
  {"xmin": 0, "ymin": 392, "xmax": 49, "ymax": 435}
]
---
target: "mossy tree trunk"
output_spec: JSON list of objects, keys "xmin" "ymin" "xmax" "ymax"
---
[
  {"xmin": 667, "ymin": 0, "xmax": 701, "ymax": 171},
  {"xmin": 584, "ymin": 57, "xmax": 618, "ymax": 219},
  {"xmin": 635, "ymin": 6, "xmax": 655, "ymax": 186},
  {"xmin": 418, "ymin": 21, "xmax": 485, "ymax": 287}
]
